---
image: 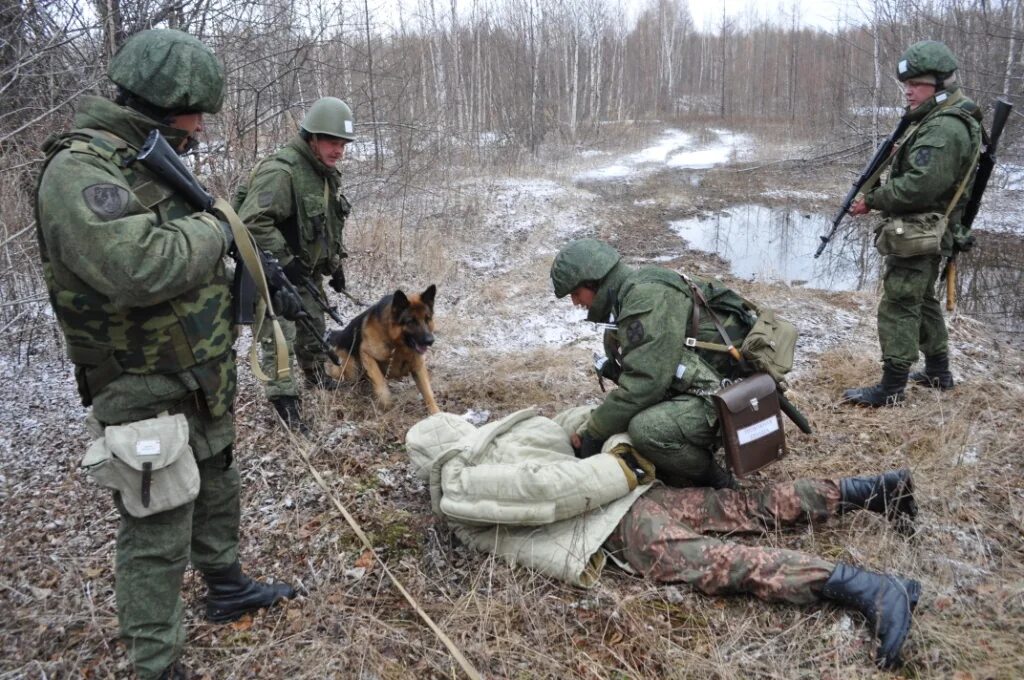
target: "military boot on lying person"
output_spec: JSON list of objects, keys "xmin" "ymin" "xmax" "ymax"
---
[{"xmin": 406, "ymin": 406, "xmax": 921, "ymax": 670}]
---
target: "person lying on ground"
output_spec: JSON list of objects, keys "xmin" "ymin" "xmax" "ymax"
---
[{"xmin": 405, "ymin": 407, "xmax": 921, "ymax": 669}]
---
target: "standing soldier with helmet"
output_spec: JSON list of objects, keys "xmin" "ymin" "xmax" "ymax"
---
[
  {"xmin": 844, "ymin": 41, "xmax": 982, "ymax": 406},
  {"xmin": 235, "ymin": 97, "xmax": 356, "ymax": 433},
  {"xmin": 35, "ymin": 29, "xmax": 296, "ymax": 680}
]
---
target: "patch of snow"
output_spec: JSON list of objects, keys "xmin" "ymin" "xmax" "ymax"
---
[
  {"xmin": 958, "ymin": 447, "xmax": 979, "ymax": 465},
  {"xmin": 575, "ymin": 128, "xmax": 749, "ymax": 181},
  {"xmin": 760, "ymin": 189, "xmax": 830, "ymax": 201}
]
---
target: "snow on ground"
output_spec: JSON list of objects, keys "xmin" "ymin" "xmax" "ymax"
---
[{"xmin": 574, "ymin": 128, "xmax": 750, "ymax": 181}]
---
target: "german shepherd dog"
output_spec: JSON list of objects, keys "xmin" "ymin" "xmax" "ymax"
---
[{"xmin": 324, "ymin": 285, "xmax": 440, "ymax": 414}]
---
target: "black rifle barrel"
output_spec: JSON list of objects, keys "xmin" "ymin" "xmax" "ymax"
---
[
  {"xmin": 814, "ymin": 116, "xmax": 912, "ymax": 258},
  {"xmin": 960, "ymin": 98, "xmax": 1013, "ymax": 230}
]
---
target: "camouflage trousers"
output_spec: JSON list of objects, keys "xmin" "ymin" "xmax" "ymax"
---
[
  {"xmin": 259, "ymin": 284, "xmax": 327, "ymax": 399},
  {"xmin": 114, "ymin": 449, "xmax": 241, "ymax": 679},
  {"xmin": 878, "ymin": 254, "xmax": 948, "ymax": 370},
  {"xmin": 605, "ymin": 480, "xmax": 840, "ymax": 604},
  {"xmin": 627, "ymin": 394, "xmax": 720, "ymax": 487}
]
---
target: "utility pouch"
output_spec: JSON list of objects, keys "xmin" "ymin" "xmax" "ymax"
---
[
  {"xmin": 711, "ymin": 373, "xmax": 787, "ymax": 477},
  {"xmin": 874, "ymin": 212, "xmax": 947, "ymax": 258},
  {"xmin": 80, "ymin": 413, "xmax": 198, "ymax": 517},
  {"xmin": 739, "ymin": 308, "xmax": 797, "ymax": 386}
]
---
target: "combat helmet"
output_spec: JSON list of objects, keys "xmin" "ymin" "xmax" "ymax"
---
[
  {"xmin": 300, "ymin": 97, "xmax": 356, "ymax": 141},
  {"xmin": 108, "ymin": 29, "xmax": 225, "ymax": 114},
  {"xmin": 550, "ymin": 239, "xmax": 621, "ymax": 298},
  {"xmin": 897, "ymin": 41, "xmax": 958, "ymax": 85}
]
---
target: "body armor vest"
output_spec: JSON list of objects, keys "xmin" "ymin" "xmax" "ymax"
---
[{"xmin": 37, "ymin": 129, "xmax": 236, "ymax": 413}]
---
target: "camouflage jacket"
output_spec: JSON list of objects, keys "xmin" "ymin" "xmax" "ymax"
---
[
  {"xmin": 865, "ymin": 86, "xmax": 982, "ymax": 254},
  {"xmin": 585, "ymin": 263, "xmax": 722, "ymax": 441},
  {"xmin": 235, "ymin": 136, "xmax": 349, "ymax": 275},
  {"xmin": 35, "ymin": 96, "xmax": 236, "ymax": 422}
]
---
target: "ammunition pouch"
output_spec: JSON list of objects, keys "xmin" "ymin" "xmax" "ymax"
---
[
  {"xmin": 81, "ymin": 412, "xmax": 198, "ymax": 517},
  {"xmin": 712, "ymin": 373, "xmax": 787, "ymax": 477},
  {"xmin": 68, "ymin": 345, "xmax": 125, "ymax": 407},
  {"xmin": 874, "ymin": 212, "xmax": 947, "ymax": 258}
]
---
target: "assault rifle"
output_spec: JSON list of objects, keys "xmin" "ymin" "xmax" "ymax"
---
[
  {"xmin": 943, "ymin": 98, "xmax": 1013, "ymax": 311},
  {"xmin": 814, "ymin": 116, "xmax": 912, "ymax": 258},
  {"xmin": 302, "ymin": 279, "xmax": 345, "ymax": 326},
  {"xmin": 134, "ymin": 130, "xmax": 340, "ymax": 365}
]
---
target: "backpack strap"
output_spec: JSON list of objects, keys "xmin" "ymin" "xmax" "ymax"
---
[{"xmin": 679, "ymin": 273, "xmax": 742, "ymax": 360}]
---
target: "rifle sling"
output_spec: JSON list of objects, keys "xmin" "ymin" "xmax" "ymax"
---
[
  {"xmin": 214, "ymin": 198, "xmax": 290, "ymax": 383},
  {"xmin": 680, "ymin": 273, "xmax": 740, "ymax": 357}
]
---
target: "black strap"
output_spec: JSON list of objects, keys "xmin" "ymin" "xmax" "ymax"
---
[{"xmin": 141, "ymin": 462, "xmax": 152, "ymax": 508}]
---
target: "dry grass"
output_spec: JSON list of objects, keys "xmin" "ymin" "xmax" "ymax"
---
[{"xmin": 3, "ymin": 125, "xmax": 1024, "ymax": 680}]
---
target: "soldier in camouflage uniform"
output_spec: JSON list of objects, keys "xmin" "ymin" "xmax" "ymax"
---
[
  {"xmin": 844, "ymin": 41, "xmax": 982, "ymax": 406},
  {"xmin": 408, "ymin": 410, "xmax": 923, "ymax": 669},
  {"xmin": 235, "ymin": 97, "xmax": 356, "ymax": 432},
  {"xmin": 35, "ymin": 30, "xmax": 295, "ymax": 680},
  {"xmin": 550, "ymin": 238, "xmax": 735, "ymax": 489}
]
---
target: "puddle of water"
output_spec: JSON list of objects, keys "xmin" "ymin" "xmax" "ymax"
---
[{"xmin": 668, "ymin": 204, "xmax": 878, "ymax": 291}]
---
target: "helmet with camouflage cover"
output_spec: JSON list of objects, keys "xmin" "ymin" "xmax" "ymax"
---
[
  {"xmin": 897, "ymin": 41, "xmax": 958, "ymax": 83},
  {"xmin": 300, "ymin": 97, "xmax": 356, "ymax": 141},
  {"xmin": 550, "ymin": 239, "xmax": 621, "ymax": 298},
  {"xmin": 108, "ymin": 29, "xmax": 225, "ymax": 114}
]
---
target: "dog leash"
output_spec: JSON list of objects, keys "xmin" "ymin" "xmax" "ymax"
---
[{"xmin": 289, "ymin": 438, "xmax": 483, "ymax": 680}]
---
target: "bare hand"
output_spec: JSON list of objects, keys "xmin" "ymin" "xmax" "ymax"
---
[
  {"xmin": 570, "ymin": 433, "xmax": 582, "ymax": 450},
  {"xmin": 849, "ymin": 198, "xmax": 870, "ymax": 216}
]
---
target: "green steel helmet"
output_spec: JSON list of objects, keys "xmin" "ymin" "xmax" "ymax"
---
[
  {"xmin": 300, "ymin": 97, "xmax": 356, "ymax": 141},
  {"xmin": 108, "ymin": 29, "xmax": 224, "ymax": 114},
  {"xmin": 897, "ymin": 41, "xmax": 958, "ymax": 82},
  {"xmin": 550, "ymin": 239, "xmax": 621, "ymax": 298}
]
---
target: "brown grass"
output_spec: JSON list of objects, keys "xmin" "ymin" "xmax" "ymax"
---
[{"xmin": 2, "ymin": 126, "xmax": 1023, "ymax": 680}]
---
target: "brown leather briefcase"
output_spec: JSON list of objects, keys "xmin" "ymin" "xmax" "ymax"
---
[{"xmin": 711, "ymin": 373, "xmax": 787, "ymax": 476}]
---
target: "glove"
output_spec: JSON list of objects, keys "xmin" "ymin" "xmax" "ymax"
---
[
  {"xmin": 609, "ymin": 443, "xmax": 655, "ymax": 486},
  {"xmin": 574, "ymin": 433, "xmax": 605, "ymax": 459},
  {"xmin": 282, "ymin": 258, "xmax": 308, "ymax": 286},
  {"xmin": 329, "ymin": 266, "xmax": 346, "ymax": 293},
  {"xmin": 271, "ymin": 287, "xmax": 305, "ymax": 321},
  {"xmin": 594, "ymin": 355, "xmax": 622, "ymax": 383}
]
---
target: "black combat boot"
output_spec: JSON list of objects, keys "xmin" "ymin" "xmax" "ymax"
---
[
  {"xmin": 821, "ymin": 562, "xmax": 920, "ymax": 669},
  {"xmin": 270, "ymin": 396, "xmax": 310, "ymax": 436},
  {"xmin": 910, "ymin": 353, "xmax": 955, "ymax": 390},
  {"xmin": 202, "ymin": 561, "xmax": 297, "ymax": 623},
  {"xmin": 842, "ymin": 363, "xmax": 908, "ymax": 407},
  {"xmin": 158, "ymin": 661, "xmax": 189, "ymax": 680},
  {"xmin": 303, "ymin": 364, "xmax": 344, "ymax": 391},
  {"xmin": 839, "ymin": 469, "xmax": 917, "ymax": 521}
]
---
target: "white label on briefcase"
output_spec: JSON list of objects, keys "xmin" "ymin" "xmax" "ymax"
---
[{"xmin": 737, "ymin": 417, "xmax": 779, "ymax": 445}]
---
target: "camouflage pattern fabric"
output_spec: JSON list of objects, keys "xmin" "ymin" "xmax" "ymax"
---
[
  {"xmin": 36, "ymin": 96, "xmax": 236, "ymax": 417},
  {"xmin": 879, "ymin": 254, "xmax": 947, "ymax": 370},
  {"xmin": 236, "ymin": 136, "xmax": 348, "ymax": 273},
  {"xmin": 115, "ymin": 451, "xmax": 240, "ymax": 679},
  {"xmin": 237, "ymin": 136, "xmax": 348, "ymax": 394},
  {"xmin": 581, "ymin": 261, "xmax": 722, "ymax": 442},
  {"xmin": 606, "ymin": 481, "xmax": 839, "ymax": 604},
  {"xmin": 35, "ymin": 96, "xmax": 241, "ymax": 678},
  {"xmin": 864, "ymin": 86, "xmax": 981, "ymax": 369},
  {"xmin": 258, "ymin": 283, "xmax": 330, "ymax": 397},
  {"xmin": 626, "ymin": 394, "xmax": 720, "ymax": 487},
  {"xmin": 107, "ymin": 29, "xmax": 225, "ymax": 114}
]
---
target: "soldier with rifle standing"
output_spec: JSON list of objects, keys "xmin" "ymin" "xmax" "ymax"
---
[
  {"xmin": 235, "ymin": 97, "xmax": 357, "ymax": 433},
  {"xmin": 837, "ymin": 41, "xmax": 985, "ymax": 406},
  {"xmin": 34, "ymin": 30, "xmax": 302, "ymax": 679}
]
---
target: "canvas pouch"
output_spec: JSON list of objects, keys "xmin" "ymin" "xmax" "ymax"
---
[
  {"xmin": 738, "ymin": 307, "xmax": 797, "ymax": 386},
  {"xmin": 712, "ymin": 373, "xmax": 787, "ymax": 477},
  {"xmin": 874, "ymin": 212, "xmax": 947, "ymax": 258},
  {"xmin": 81, "ymin": 413, "xmax": 198, "ymax": 517}
]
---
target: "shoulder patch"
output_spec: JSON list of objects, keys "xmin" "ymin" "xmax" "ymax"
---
[
  {"xmin": 257, "ymin": 191, "xmax": 275, "ymax": 209},
  {"xmin": 82, "ymin": 184, "xmax": 129, "ymax": 220},
  {"xmin": 913, "ymin": 147, "xmax": 932, "ymax": 167},
  {"xmin": 626, "ymin": 319, "xmax": 645, "ymax": 345}
]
